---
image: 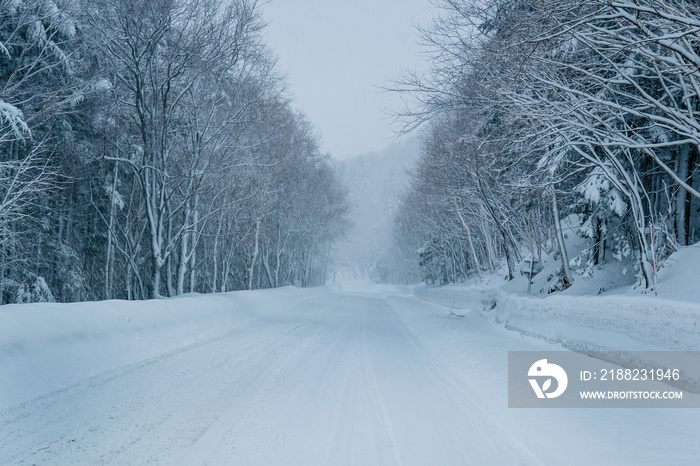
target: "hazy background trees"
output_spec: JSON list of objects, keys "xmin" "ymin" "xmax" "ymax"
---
[
  {"xmin": 332, "ymin": 137, "xmax": 420, "ymax": 284},
  {"xmin": 393, "ymin": 0, "xmax": 700, "ymax": 291},
  {"xmin": 0, "ymin": 0, "xmax": 348, "ymax": 303}
]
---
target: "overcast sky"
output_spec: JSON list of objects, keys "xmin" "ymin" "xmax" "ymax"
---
[{"xmin": 263, "ymin": 1, "xmax": 435, "ymax": 159}]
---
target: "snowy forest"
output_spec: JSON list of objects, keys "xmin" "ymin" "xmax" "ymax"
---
[
  {"xmin": 393, "ymin": 0, "xmax": 700, "ymax": 291},
  {"xmin": 5, "ymin": 0, "xmax": 700, "ymax": 304},
  {"xmin": 0, "ymin": 0, "xmax": 348, "ymax": 303}
]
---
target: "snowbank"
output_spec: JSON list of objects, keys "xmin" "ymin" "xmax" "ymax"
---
[
  {"xmin": 493, "ymin": 243, "xmax": 700, "ymax": 352},
  {"xmin": 0, "ymin": 287, "xmax": 313, "ymax": 411},
  {"xmin": 416, "ymin": 270, "xmax": 700, "ymax": 352},
  {"xmin": 416, "ymin": 284, "xmax": 700, "ymax": 391},
  {"xmin": 479, "ymin": 291, "xmax": 698, "ymax": 351},
  {"xmin": 414, "ymin": 243, "xmax": 700, "ymax": 390},
  {"xmin": 416, "ymin": 239, "xmax": 700, "ymax": 351}
]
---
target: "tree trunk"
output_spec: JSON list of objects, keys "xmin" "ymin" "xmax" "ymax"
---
[
  {"xmin": 189, "ymin": 242, "xmax": 196, "ymax": 293},
  {"xmin": 211, "ymin": 215, "xmax": 222, "ymax": 293},
  {"xmin": 177, "ymin": 198, "xmax": 191, "ymax": 295},
  {"xmin": 676, "ymin": 145, "xmax": 690, "ymax": 246},
  {"xmin": 105, "ymin": 161, "xmax": 119, "ymax": 300},
  {"xmin": 454, "ymin": 200, "xmax": 482, "ymax": 278},
  {"xmin": 262, "ymin": 248, "xmax": 274, "ymax": 289},
  {"xmin": 166, "ymin": 216, "xmax": 176, "ymax": 297},
  {"xmin": 601, "ymin": 218, "xmax": 606, "ymax": 262},
  {"xmin": 126, "ymin": 257, "xmax": 132, "ymax": 301},
  {"xmin": 626, "ymin": 178, "xmax": 655, "ymax": 291},
  {"xmin": 501, "ymin": 228, "xmax": 515, "ymax": 281},
  {"xmin": 247, "ymin": 217, "xmax": 261, "ymax": 291},
  {"xmin": 532, "ymin": 209, "xmax": 542, "ymax": 263},
  {"xmin": 189, "ymin": 205, "xmax": 198, "ymax": 293},
  {"xmin": 593, "ymin": 217, "xmax": 602, "ymax": 265},
  {"xmin": 152, "ymin": 257, "xmax": 163, "ymax": 298},
  {"xmin": 480, "ymin": 216, "xmax": 496, "ymax": 273},
  {"xmin": 177, "ymin": 222, "xmax": 189, "ymax": 295},
  {"xmin": 552, "ymin": 188, "xmax": 572, "ymax": 288}
]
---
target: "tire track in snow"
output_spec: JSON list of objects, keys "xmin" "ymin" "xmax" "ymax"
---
[
  {"xmin": 179, "ymin": 313, "xmax": 327, "ymax": 464},
  {"xmin": 383, "ymin": 295, "xmax": 547, "ymax": 465},
  {"xmin": 0, "ymin": 301, "xmax": 319, "ymax": 465},
  {"xmin": 360, "ymin": 328, "xmax": 404, "ymax": 466},
  {"xmin": 359, "ymin": 296, "xmax": 544, "ymax": 465},
  {"xmin": 2, "ymin": 289, "xmax": 546, "ymax": 465}
]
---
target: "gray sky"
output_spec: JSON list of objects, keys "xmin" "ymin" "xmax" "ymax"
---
[{"xmin": 263, "ymin": 1, "xmax": 435, "ymax": 159}]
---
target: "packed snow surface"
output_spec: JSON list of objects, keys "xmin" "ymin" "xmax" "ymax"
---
[{"xmin": 2, "ymin": 284, "xmax": 699, "ymax": 465}]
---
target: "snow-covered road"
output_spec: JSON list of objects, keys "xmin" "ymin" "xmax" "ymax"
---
[{"xmin": 2, "ymin": 285, "xmax": 698, "ymax": 465}]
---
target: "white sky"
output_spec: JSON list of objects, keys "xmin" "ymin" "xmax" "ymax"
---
[{"xmin": 263, "ymin": 1, "xmax": 435, "ymax": 159}]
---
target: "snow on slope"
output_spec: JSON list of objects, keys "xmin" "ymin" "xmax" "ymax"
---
[
  {"xmin": 654, "ymin": 242, "xmax": 700, "ymax": 301},
  {"xmin": 414, "ymin": 241, "xmax": 700, "ymax": 390}
]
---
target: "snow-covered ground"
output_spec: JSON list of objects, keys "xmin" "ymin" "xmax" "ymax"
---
[
  {"xmin": 2, "ymin": 283, "xmax": 699, "ymax": 465},
  {"xmin": 416, "ymin": 238, "xmax": 700, "ymax": 396},
  {"xmin": 417, "ymin": 236, "xmax": 700, "ymax": 359}
]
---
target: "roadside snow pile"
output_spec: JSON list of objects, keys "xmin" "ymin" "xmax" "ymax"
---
[
  {"xmin": 0, "ymin": 287, "xmax": 311, "ymax": 411},
  {"xmin": 654, "ymin": 243, "xmax": 700, "ymax": 302},
  {"xmin": 415, "ymin": 242, "xmax": 700, "ymax": 352},
  {"xmin": 488, "ymin": 243, "xmax": 700, "ymax": 352},
  {"xmin": 415, "ymin": 244, "xmax": 700, "ymax": 391},
  {"xmin": 484, "ymin": 291, "xmax": 699, "ymax": 351}
]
